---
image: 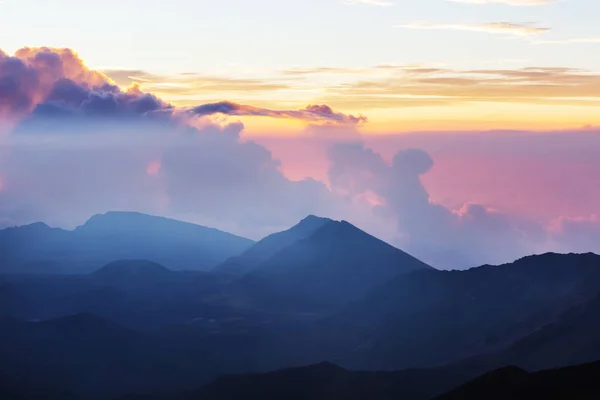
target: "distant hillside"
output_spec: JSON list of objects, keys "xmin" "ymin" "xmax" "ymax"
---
[
  {"xmin": 279, "ymin": 252, "xmax": 600, "ymax": 370},
  {"xmin": 0, "ymin": 259, "xmax": 273, "ymax": 330},
  {"xmin": 0, "ymin": 212, "xmax": 254, "ymax": 273}
]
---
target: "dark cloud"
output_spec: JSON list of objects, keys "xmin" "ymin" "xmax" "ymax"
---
[
  {"xmin": 188, "ymin": 101, "xmax": 367, "ymax": 126},
  {"xmin": 0, "ymin": 47, "xmax": 171, "ymax": 133}
]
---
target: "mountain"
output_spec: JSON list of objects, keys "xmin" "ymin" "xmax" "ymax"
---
[
  {"xmin": 0, "ymin": 260, "xmax": 273, "ymax": 330},
  {"xmin": 280, "ymin": 252, "xmax": 600, "ymax": 370},
  {"xmin": 0, "ymin": 314, "xmax": 223, "ymax": 397},
  {"xmin": 121, "ymin": 362, "xmax": 474, "ymax": 400},
  {"xmin": 4, "ymin": 252, "xmax": 600, "ymax": 398},
  {"xmin": 234, "ymin": 219, "xmax": 432, "ymax": 312},
  {"xmin": 0, "ymin": 212, "xmax": 254, "ymax": 273},
  {"xmin": 215, "ymin": 215, "xmax": 332, "ymax": 276},
  {"xmin": 474, "ymin": 290, "xmax": 600, "ymax": 371},
  {"xmin": 90, "ymin": 260, "xmax": 175, "ymax": 284},
  {"xmin": 434, "ymin": 361, "xmax": 600, "ymax": 400}
]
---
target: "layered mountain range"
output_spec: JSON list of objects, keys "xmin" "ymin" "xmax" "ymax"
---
[{"xmin": 1, "ymin": 212, "xmax": 600, "ymax": 399}]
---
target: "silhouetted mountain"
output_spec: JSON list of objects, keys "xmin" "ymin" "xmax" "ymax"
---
[
  {"xmin": 121, "ymin": 361, "xmax": 474, "ymax": 400},
  {"xmin": 90, "ymin": 260, "xmax": 174, "ymax": 284},
  {"xmin": 434, "ymin": 361, "xmax": 600, "ymax": 400},
  {"xmin": 0, "ymin": 212, "xmax": 254, "ymax": 274},
  {"xmin": 215, "ymin": 215, "xmax": 332, "ymax": 276},
  {"xmin": 235, "ymin": 219, "xmax": 432, "ymax": 311},
  {"xmin": 4, "ymin": 252, "xmax": 600, "ymax": 399},
  {"xmin": 475, "ymin": 290, "xmax": 600, "ymax": 371},
  {"xmin": 0, "ymin": 260, "xmax": 277, "ymax": 330},
  {"xmin": 279, "ymin": 252, "xmax": 600, "ymax": 370},
  {"xmin": 0, "ymin": 314, "xmax": 222, "ymax": 397}
]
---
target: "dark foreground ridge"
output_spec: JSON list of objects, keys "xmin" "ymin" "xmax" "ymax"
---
[
  {"xmin": 120, "ymin": 359, "xmax": 600, "ymax": 400},
  {"xmin": 434, "ymin": 360, "xmax": 600, "ymax": 400}
]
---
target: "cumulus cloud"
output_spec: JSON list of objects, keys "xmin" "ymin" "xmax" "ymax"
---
[
  {"xmin": 0, "ymin": 47, "xmax": 360, "ymax": 239},
  {"xmin": 327, "ymin": 142, "xmax": 541, "ymax": 268},
  {"xmin": 0, "ymin": 47, "xmax": 153, "ymax": 121},
  {"xmin": 187, "ymin": 101, "xmax": 367, "ymax": 126}
]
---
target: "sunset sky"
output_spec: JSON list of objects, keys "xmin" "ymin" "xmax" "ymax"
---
[
  {"xmin": 1, "ymin": 0, "xmax": 599, "ymax": 268},
  {"xmin": 3, "ymin": 0, "xmax": 600, "ymax": 132}
]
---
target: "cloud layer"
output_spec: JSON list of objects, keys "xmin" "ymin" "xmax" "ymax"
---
[{"xmin": 1, "ymin": 46, "xmax": 599, "ymax": 269}]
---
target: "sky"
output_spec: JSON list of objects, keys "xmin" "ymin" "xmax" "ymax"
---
[
  {"xmin": 1, "ymin": 0, "xmax": 600, "ymax": 269},
  {"xmin": 3, "ymin": 0, "xmax": 600, "ymax": 132}
]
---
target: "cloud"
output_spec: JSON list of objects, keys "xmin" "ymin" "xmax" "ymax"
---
[
  {"xmin": 102, "ymin": 69, "xmax": 292, "ymax": 94},
  {"xmin": 187, "ymin": 101, "xmax": 367, "ymax": 126},
  {"xmin": 342, "ymin": 0, "xmax": 394, "ymax": 6},
  {"xmin": 94, "ymin": 62, "xmax": 600, "ymax": 112},
  {"xmin": 327, "ymin": 142, "xmax": 541, "ymax": 268},
  {"xmin": 0, "ymin": 47, "xmax": 171, "ymax": 130},
  {"xmin": 449, "ymin": 0, "xmax": 555, "ymax": 5},
  {"xmin": 0, "ymin": 48, "xmax": 363, "ymax": 129},
  {"xmin": 400, "ymin": 21, "xmax": 550, "ymax": 37},
  {"xmin": 548, "ymin": 215, "xmax": 600, "ymax": 254},
  {"xmin": 330, "ymin": 65, "xmax": 600, "ymax": 108},
  {"xmin": 0, "ymin": 47, "xmax": 361, "ymax": 239}
]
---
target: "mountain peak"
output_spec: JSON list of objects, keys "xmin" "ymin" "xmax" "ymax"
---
[
  {"xmin": 214, "ymin": 215, "xmax": 333, "ymax": 276},
  {"xmin": 238, "ymin": 217, "xmax": 432, "ymax": 310},
  {"xmin": 299, "ymin": 214, "xmax": 331, "ymax": 223},
  {"xmin": 294, "ymin": 215, "xmax": 333, "ymax": 231}
]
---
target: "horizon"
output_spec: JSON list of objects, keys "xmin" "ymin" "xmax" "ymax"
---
[{"xmin": 3, "ymin": 208, "xmax": 594, "ymax": 272}]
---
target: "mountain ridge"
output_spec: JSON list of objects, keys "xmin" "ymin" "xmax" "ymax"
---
[{"xmin": 0, "ymin": 212, "xmax": 254, "ymax": 274}]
